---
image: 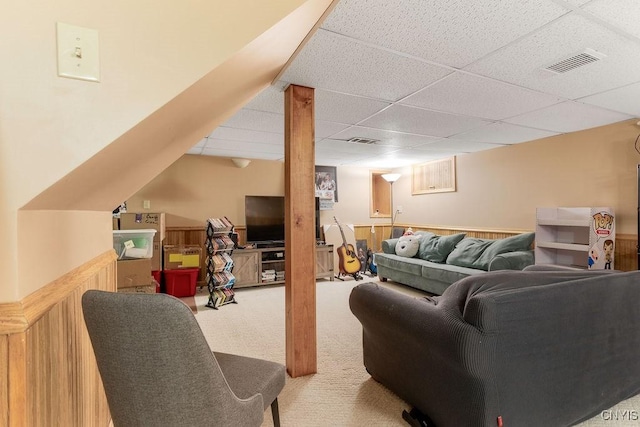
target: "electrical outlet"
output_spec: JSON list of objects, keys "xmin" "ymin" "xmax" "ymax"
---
[
  {"xmin": 143, "ymin": 200, "xmax": 151, "ymax": 209},
  {"xmin": 397, "ymin": 205, "xmax": 403, "ymax": 214}
]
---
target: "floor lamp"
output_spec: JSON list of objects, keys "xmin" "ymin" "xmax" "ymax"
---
[{"xmin": 381, "ymin": 173, "xmax": 401, "ymax": 238}]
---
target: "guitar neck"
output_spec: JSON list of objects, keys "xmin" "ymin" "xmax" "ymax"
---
[{"xmin": 334, "ymin": 217, "xmax": 349, "ymax": 247}]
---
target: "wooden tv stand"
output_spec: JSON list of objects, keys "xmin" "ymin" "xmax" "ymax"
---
[{"xmin": 231, "ymin": 245, "xmax": 334, "ymax": 288}]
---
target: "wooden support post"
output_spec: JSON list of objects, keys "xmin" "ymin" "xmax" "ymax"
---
[{"xmin": 284, "ymin": 84, "xmax": 317, "ymax": 377}]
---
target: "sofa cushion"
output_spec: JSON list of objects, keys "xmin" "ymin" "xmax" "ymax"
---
[
  {"xmin": 374, "ymin": 253, "xmax": 425, "ymax": 276},
  {"xmin": 446, "ymin": 232, "xmax": 535, "ymax": 271},
  {"xmin": 421, "ymin": 261, "xmax": 485, "ymax": 285},
  {"xmin": 417, "ymin": 232, "xmax": 466, "ymax": 263}
]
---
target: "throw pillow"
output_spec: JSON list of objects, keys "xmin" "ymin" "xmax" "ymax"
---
[
  {"xmin": 417, "ymin": 232, "xmax": 466, "ymax": 263},
  {"xmin": 395, "ymin": 234, "xmax": 422, "ymax": 258},
  {"xmin": 446, "ymin": 232, "xmax": 535, "ymax": 271}
]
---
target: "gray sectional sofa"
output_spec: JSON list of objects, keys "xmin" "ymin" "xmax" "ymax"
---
[
  {"xmin": 350, "ymin": 268, "xmax": 640, "ymax": 426},
  {"xmin": 375, "ymin": 231, "xmax": 535, "ymax": 294}
]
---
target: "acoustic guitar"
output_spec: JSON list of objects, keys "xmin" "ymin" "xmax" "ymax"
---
[{"xmin": 333, "ymin": 217, "xmax": 362, "ymax": 279}]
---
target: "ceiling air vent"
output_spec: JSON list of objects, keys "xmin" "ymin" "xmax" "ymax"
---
[
  {"xmin": 346, "ymin": 137, "xmax": 379, "ymax": 145},
  {"xmin": 543, "ymin": 48, "xmax": 606, "ymax": 74}
]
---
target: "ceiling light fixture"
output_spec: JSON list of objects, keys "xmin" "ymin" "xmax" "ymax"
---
[{"xmin": 231, "ymin": 158, "xmax": 251, "ymax": 168}]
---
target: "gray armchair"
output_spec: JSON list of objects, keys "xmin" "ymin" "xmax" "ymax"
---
[{"xmin": 82, "ymin": 290, "xmax": 285, "ymax": 427}]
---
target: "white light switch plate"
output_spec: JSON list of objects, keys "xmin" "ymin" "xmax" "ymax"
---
[{"xmin": 56, "ymin": 22, "xmax": 100, "ymax": 82}]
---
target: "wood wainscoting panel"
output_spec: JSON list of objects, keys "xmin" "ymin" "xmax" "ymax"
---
[
  {"xmin": 1, "ymin": 250, "xmax": 115, "ymax": 426},
  {"xmin": 614, "ymin": 234, "xmax": 637, "ymax": 271},
  {"xmin": 166, "ymin": 225, "xmax": 637, "ymax": 272},
  {"xmin": 0, "ymin": 335, "xmax": 7, "ymax": 427}
]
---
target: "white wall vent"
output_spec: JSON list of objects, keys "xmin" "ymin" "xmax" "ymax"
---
[
  {"xmin": 543, "ymin": 48, "xmax": 606, "ymax": 74},
  {"xmin": 347, "ymin": 137, "xmax": 379, "ymax": 144}
]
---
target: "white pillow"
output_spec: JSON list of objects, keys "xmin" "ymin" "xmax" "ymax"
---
[{"xmin": 395, "ymin": 234, "xmax": 421, "ymax": 258}]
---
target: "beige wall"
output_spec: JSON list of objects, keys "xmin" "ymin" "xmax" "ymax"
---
[
  {"xmin": 0, "ymin": 0, "xmax": 334, "ymax": 302},
  {"xmin": 129, "ymin": 119, "xmax": 640, "ymax": 237},
  {"xmin": 392, "ymin": 119, "xmax": 640, "ymax": 235},
  {"xmin": 128, "ymin": 156, "xmax": 287, "ymax": 227}
]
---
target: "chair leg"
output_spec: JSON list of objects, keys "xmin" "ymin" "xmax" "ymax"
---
[{"xmin": 271, "ymin": 398, "xmax": 281, "ymax": 427}]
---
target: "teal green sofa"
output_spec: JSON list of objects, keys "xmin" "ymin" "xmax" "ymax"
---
[{"xmin": 375, "ymin": 231, "xmax": 535, "ymax": 295}]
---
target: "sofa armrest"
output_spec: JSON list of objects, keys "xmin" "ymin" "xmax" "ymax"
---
[
  {"xmin": 349, "ymin": 283, "xmax": 496, "ymax": 425},
  {"xmin": 381, "ymin": 238, "xmax": 399, "ymax": 254},
  {"xmin": 487, "ymin": 250, "xmax": 534, "ymax": 271}
]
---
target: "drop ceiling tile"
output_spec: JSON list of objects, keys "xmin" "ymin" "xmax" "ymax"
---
[
  {"xmin": 208, "ymin": 127, "xmax": 283, "ymax": 144},
  {"xmin": 204, "ymin": 138, "xmax": 283, "ymax": 154},
  {"xmin": 413, "ymin": 139, "xmax": 505, "ymax": 153},
  {"xmin": 360, "ymin": 104, "xmax": 492, "ymax": 137},
  {"xmin": 375, "ymin": 148, "xmax": 459, "ymax": 165},
  {"xmin": 580, "ymin": 82, "xmax": 640, "ymax": 116},
  {"xmin": 401, "ymin": 72, "xmax": 564, "ymax": 120},
  {"xmin": 504, "ymin": 101, "xmax": 633, "ymax": 132},
  {"xmin": 220, "ymin": 109, "xmax": 283, "ymax": 134},
  {"xmin": 313, "ymin": 157, "xmax": 343, "ymax": 166},
  {"xmin": 331, "ymin": 126, "xmax": 442, "ymax": 147},
  {"xmin": 241, "ymin": 85, "xmax": 390, "ymax": 126},
  {"xmin": 321, "ymin": 0, "xmax": 568, "ymax": 68},
  {"xmin": 316, "ymin": 121, "xmax": 351, "ymax": 139},
  {"xmin": 344, "ymin": 156, "xmax": 419, "ymax": 168},
  {"xmin": 465, "ymin": 13, "xmax": 640, "ymax": 99},
  {"xmin": 316, "ymin": 138, "xmax": 402, "ymax": 154},
  {"xmin": 315, "ymin": 90, "xmax": 391, "ymax": 124},
  {"xmin": 243, "ymin": 85, "xmax": 285, "ymax": 114},
  {"xmin": 453, "ymin": 122, "xmax": 559, "ymax": 144},
  {"xmin": 583, "ymin": 0, "xmax": 640, "ymax": 39},
  {"xmin": 280, "ymin": 29, "xmax": 452, "ymax": 102}
]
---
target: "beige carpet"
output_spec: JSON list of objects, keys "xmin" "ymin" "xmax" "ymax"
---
[{"xmin": 192, "ymin": 280, "xmax": 640, "ymax": 427}]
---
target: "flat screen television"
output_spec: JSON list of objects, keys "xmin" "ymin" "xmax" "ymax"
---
[{"xmin": 245, "ymin": 195, "xmax": 320, "ymax": 245}]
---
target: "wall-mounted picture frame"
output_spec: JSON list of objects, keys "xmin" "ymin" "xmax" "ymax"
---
[{"xmin": 315, "ymin": 165, "xmax": 338, "ymax": 203}]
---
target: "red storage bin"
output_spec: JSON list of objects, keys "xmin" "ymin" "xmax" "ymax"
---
[
  {"xmin": 152, "ymin": 270, "xmax": 162, "ymax": 293},
  {"xmin": 164, "ymin": 268, "xmax": 199, "ymax": 298}
]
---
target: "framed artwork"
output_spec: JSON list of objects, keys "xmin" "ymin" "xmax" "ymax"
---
[{"xmin": 315, "ymin": 165, "xmax": 338, "ymax": 203}]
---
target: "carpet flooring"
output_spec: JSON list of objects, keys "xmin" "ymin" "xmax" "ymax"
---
[{"xmin": 191, "ymin": 280, "xmax": 640, "ymax": 427}]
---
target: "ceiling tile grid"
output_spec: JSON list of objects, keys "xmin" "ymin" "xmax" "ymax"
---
[
  {"xmin": 360, "ymin": 104, "xmax": 493, "ymax": 137},
  {"xmin": 321, "ymin": 0, "xmax": 570, "ymax": 68},
  {"xmin": 582, "ymin": 0, "xmax": 640, "ymax": 39},
  {"xmin": 279, "ymin": 29, "xmax": 453, "ymax": 102},
  {"xmin": 453, "ymin": 122, "xmax": 559, "ymax": 144},
  {"xmin": 399, "ymin": 71, "xmax": 565, "ymax": 120},
  {"xmin": 194, "ymin": 0, "xmax": 640, "ymax": 168},
  {"xmin": 579, "ymin": 82, "xmax": 640, "ymax": 116},
  {"xmin": 464, "ymin": 13, "xmax": 640, "ymax": 100},
  {"xmin": 329, "ymin": 126, "xmax": 443, "ymax": 148},
  {"xmin": 504, "ymin": 100, "xmax": 633, "ymax": 132}
]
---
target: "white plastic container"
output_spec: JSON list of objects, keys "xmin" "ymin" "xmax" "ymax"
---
[{"xmin": 112, "ymin": 229, "xmax": 157, "ymax": 260}]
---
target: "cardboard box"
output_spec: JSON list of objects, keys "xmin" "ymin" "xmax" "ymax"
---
[
  {"xmin": 163, "ymin": 245, "xmax": 202, "ymax": 270},
  {"xmin": 151, "ymin": 240, "xmax": 162, "ymax": 271},
  {"xmin": 117, "ymin": 258, "xmax": 152, "ymax": 288},
  {"xmin": 120, "ymin": 213, "xmax": 165, "ymax": 242},
  {"xmin": 117, "ymin": 284, "xmax": 156, "ymax": 294},
  {"xmin": 112, "ymin": 217, "xmax": 119, "ymax": 230}
]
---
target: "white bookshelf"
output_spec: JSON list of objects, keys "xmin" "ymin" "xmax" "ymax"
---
[{"xmin": 535, "ymin": 207, "xmax": 615, "ymax": 269}]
